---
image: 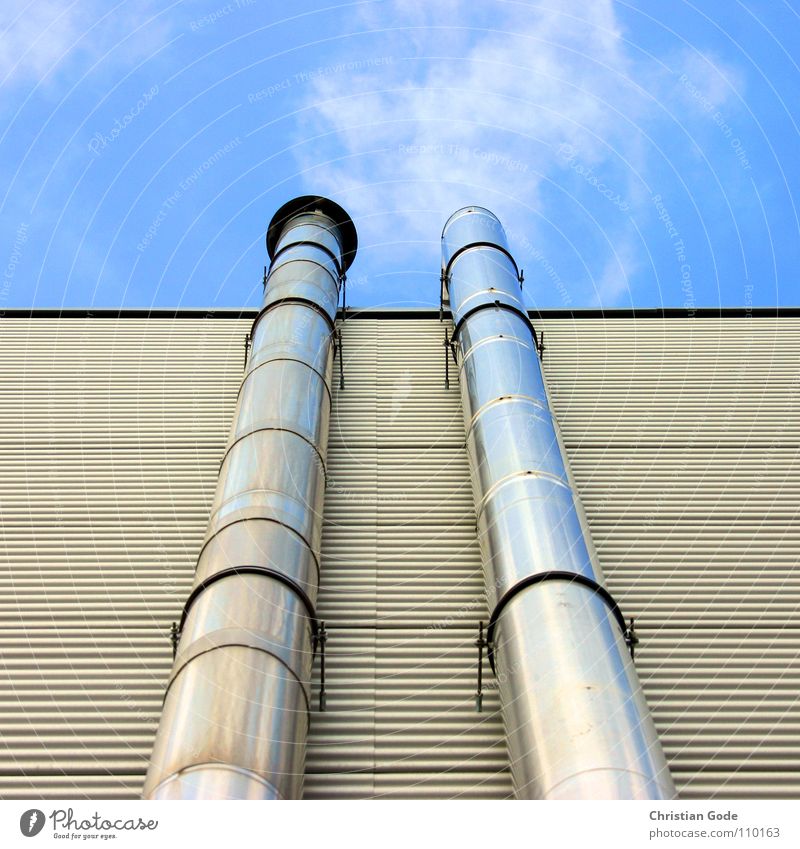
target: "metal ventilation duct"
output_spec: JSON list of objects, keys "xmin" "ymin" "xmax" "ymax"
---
[
  {"xmin": 442, "ymin": 206, "xmax": 676, "ymax": 800},
  {"xmin": 143, "ymin": 196, "xmax": 356, "ymax": 800}
]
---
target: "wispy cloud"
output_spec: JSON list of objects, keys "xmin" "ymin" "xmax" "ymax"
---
[
  {"xmin": 294, "ymin": 2, "xmax": 634, "ymax": 233},
  {"xmin": 1, "ymin": 1, "xmax": 761, "ymax": 309},
  {"xmin": 292, "ymin": 0, "xmax": 745, "ymax": 305},
  {"xmin": 0, "ymin": 0, "xmax": 175, "ymax": 90},
  {"xmin": 591, "ymin": 227, "xmax": 642, "ymax": 307}
]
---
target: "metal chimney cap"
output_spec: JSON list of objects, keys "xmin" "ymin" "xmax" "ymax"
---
[{"xmin": 267, "ymin": 195, "xmax": 357, "ymax": 270}]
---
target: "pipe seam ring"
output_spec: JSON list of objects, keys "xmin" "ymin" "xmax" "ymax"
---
[
  {"xmin": 451, "ymin": 300, "xmax": 539, "ymax": 350},
  {"xmin": 196, "ymin": 515, "xmax": 321, "ymax": 583},
  {"xmin": 147, "ymin": 764, "xmax": 286, "ymax": 801},
  {"xmin": 267, "ymin": 253, "xmax": 340, "ymax": 291},
  {"xmin": 443, "ymin": 241, "xmax": 520, "ymax": 285},
  {"xmin": 473, "ymin": 468, "xmax": 571, "ymax": 523},
  {"xmin": 250, "ymin": 296, "xmax": 337, "ymax": 337},
  {"xmin": 178, "ymin": 564, "xmax": 320, "ymax": 638},
  {"xmin": 541, "ymin": 766, "xmax": 676, "ymax": 800},
  {"xmin": 241, "ymin": 355, "xmax": 333, "ymax": 405},
  {"xmin": 207, "ymin": 488, "xmax": 323, "ymax": 552},
  {"xmin": 458, "ymin": 331, "xmax": 536, "ymax": 368},
  {"xmin": 220, "ymin": 425, "xmax": 329, "ymax": 482},
  {"xmin": 165, "ymin": 637, "xmax": 312, "ymax": 715},
  {"xmin": 270, "ymin": 238, "xmax": 343, "ymax": 278},
  {"xmin": 464, "ymin": 394, "xmax": 552, "ymax": 444}
]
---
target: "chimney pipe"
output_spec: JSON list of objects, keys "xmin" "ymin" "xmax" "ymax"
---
[
  {"xmin": 143, "ymin": 196, "xmax": 356, "ymax": 800},
  {"xmin": 442, "ymin": 206, "xmax": 676, "ymax": 799}
]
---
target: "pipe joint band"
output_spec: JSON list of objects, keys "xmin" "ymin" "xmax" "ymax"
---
[
  {"xmin": 473, "ymin": 468, "xmax": 571, "ymax": 523},
  {"xmin": 178, "ymin": 565, "xmax": 320, "ymax": 641},
  {"xmin": 242, "ymin": 356, "xmax": 332, "ymax": 404},
  {"xmin": 251, "ymin": 297, "xmax": 336, "ymax": 336},
  {"xmin": 148, "ymin": 764, "xmax": 285, "ymax": 801},
  {"xmin": 199, "ymin": 514, "xmax": 320, "ymax": 581},
  {"xmin": 486, "ymin": 570, "xmax": 629, "ymax": 674},
  {"xmin": 166, "ymin": 627, "xmax": 313, "ymax": 713},
  {"xmin": 221, "ymin": 425, "xmax": 328, "ymax": 482},
  {"xmin": 270, "ymin": 239, "xmax": 343, "ymax": 278},
  {"xmin": 452, "ymin": 300, "xmax": 539, "ymax": 350},
  {"xmin": 443, "ymin": 241, "xmax": 520, "ymax": 284}
]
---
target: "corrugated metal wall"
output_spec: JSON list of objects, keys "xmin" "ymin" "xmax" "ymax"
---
[
  {"xmin": 542, "ymin": 317, "xmax": 800, "ymax": 800},
  {"xmin": 0, "ymin": 317, "xmax": 244, "ymax": 799},
  {"xmin": 305, "ymin": 318, "xmax": 509, "ymax": 799},
  {"xmin": 0, "ymin": 314, "xmax": 798, "ymax": 799}
]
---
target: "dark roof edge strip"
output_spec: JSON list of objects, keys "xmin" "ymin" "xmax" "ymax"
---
[{"xmin": 1, "ymin": 306, "xmax": 799, "ymax": 319}]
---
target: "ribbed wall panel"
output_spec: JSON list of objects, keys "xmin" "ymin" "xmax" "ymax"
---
[
  {"xmin": 0, "ymin": 319, "xmax": 243, "ymax": 799},
  {"xmin": 1, "ymin": 315, "xmax": 798, "ymax": 799},
  {"xmin": 540, "ymin": 317, "xmax": 800, "ymax": 800},
  {"xmin": 305, "ymin": 318, "xmax": 508, "ymax": 797}
]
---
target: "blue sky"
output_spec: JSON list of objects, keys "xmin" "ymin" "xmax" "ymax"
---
[{"xmin": 1, "ymin": 0, "xmax": 798, "ymax": 310}]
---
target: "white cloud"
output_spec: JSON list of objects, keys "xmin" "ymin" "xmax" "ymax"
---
[
  {"xmin": 671, "ymin": 47, "xmax": 747, "ymax": 116},
  {"xmin": 291, "ymin": 1, "xmax": 747, "ymax": 305},
  {"xmin": 0, "ymin": 1, "xmax": 85, "ymax": 85},
  {"xmin": 294, "ymin": 2, "xmax": 633, "ymax": 217},
  {"xmin": 591, "ymin": 227, "xmax": 641, "ymax": 307},
  {"xmin": 290, "ymin": 1, "xmax": 647, "ymax": 296},
  {"xmin": 0, "ymin": 0, "xmax": 174, "ymax": 90}
]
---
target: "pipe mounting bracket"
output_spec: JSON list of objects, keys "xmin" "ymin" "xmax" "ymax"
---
[
  {"xmin": 169, "ymin": 569, "xmax": 332, "ymax": 712},
  {"xmin": 485, "ymin": 570, "xmax": 638, "ymax": 674}
]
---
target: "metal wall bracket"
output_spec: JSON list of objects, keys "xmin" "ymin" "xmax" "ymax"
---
[
  {"xmin": 170, "ymin": 621, "xmax": 180, "ymax": 660},
  {"xmin": 243, "ymin": 333, "xmax": 251, "ymax": 369},
  {"xmin": 536, "ymin": 329, "xmax": 545, "ymax": 361},
  {"xmin": 486, "ymin": 571, "xmax": 632, "ymax": 675},
  {"xmin": 171, "ymin": 567, "xmax": 330, "ymax": 708},
  {"xmin": 443, "ymin": 328, "xmax": 457, "ymax": 389},
  {"xmin": 261, "ymin": 265, "xmax": 267, "ymax": 290},
  {"xmin": 313, "ymin": 621, "xmax": 328, "ymax": 711},
  {"xmin": 474, "ymin": 621, "xmax": 490, "ymax": 712},
  {"xmin": 624, "ymin": 617, "xmax": 640, "ymax": 660},
  {"xmin": 519, "ymin": 269, "xmax": 525, "ymax": 289},
  {"xmin": 333, "ymin": 328, "xmax": 345, "ymax": 390},
  {"xmin": 444, "ymin": 328, "xmax": 450, "ymax": 389},
  {"xmin": 169, "ymin": 616, "xmax": 330, "ymax": 709},
  {"xmin": 472, "ymin": 596, "xmax": 640, "ymax": 707}
]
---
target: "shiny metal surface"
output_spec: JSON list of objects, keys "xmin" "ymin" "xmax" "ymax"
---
[
  {"xmin": 262, "ymin": 255, "xmax": 340, "ymax": 317},
  {"xmin": 443, "ymin": 206, "xmax": 676, "ymax": 800},
  {"xmin": 143, "ymin": 196, "xmax": 355, "ymax": 799},
  {"xmin": 442, "ymin": 206, "xmax": 511, "ymax": 270},
  {"xmin": 274, "ymin": 219, "xmax": 343, "ymax": 263},
  {"xmin": 149, "ymin": 765, "xmax": 283, "ymax": 800}
]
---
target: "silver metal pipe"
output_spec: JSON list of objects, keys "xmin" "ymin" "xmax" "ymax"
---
[
  {"xmin": 442, "ymin": 206, "xmax": 676, "ymax": 800},
  {"xmin": 143, "ymin": 196, "xmax": 356, "ymax": 800}
]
